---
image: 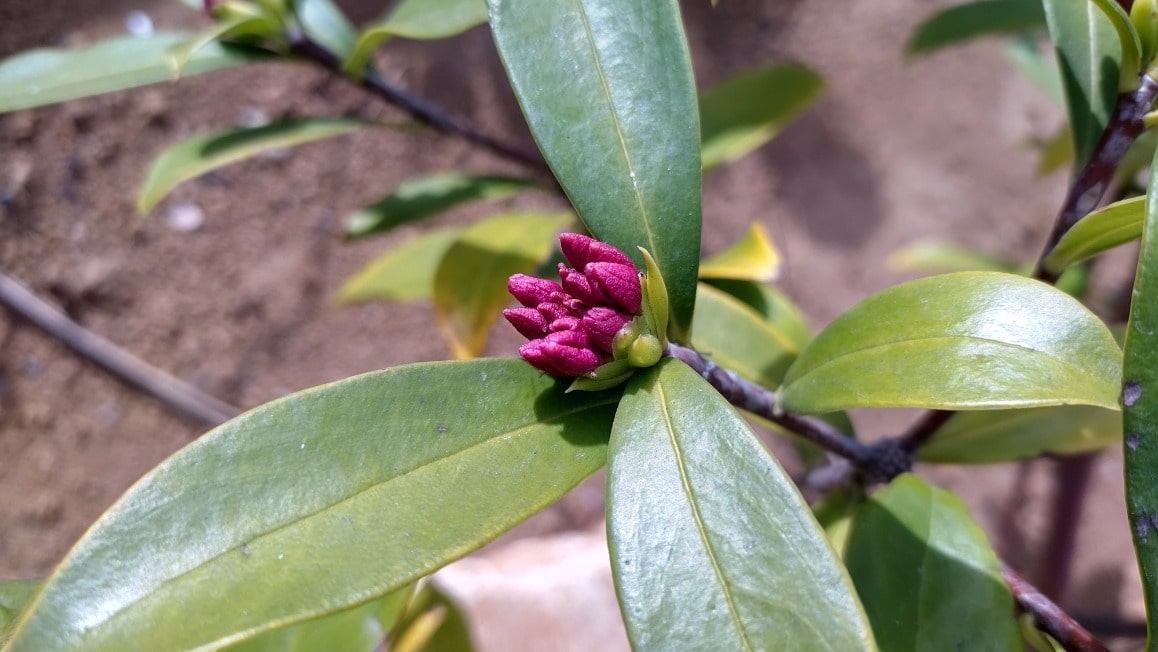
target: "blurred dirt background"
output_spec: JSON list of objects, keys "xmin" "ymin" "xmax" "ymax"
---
[{"xmin": 0, "ymin": 0, "xmax": 1144, "ymax": 649}]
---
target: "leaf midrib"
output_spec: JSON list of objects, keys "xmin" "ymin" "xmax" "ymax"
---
[
  {"xmin": 570, "ymin": 0, "xmax": 659, "ymax": 257},
  {"xmin": 655, "ymin": 380, "xmax": 754, "ymax": 652},
  {"xmin": 39, "ymin": 397, "xmax": 615, "ymax": 647}
]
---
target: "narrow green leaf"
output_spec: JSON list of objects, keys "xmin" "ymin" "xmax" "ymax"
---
[
  {"xmin": 4, "ymin": 359, "xmax": 614, "ymax": 651},
  {"xmin": 906, "ymin": 0, "xmax": 1046, "ymax": 57},
  {"xmin": 339, "ymin": 228, "xmax": 462, "ymax": 304},
  {"xmin": 887, "ymin": 240, "xmax": 1018, "ymax": 274},
  {"xmin": 698, "ymin": 223, "xmax": 781, "ymax": 282},
  {"xmin": 294, "ymin": 0, "xmax": 358, "ymax": 60},
  {"xmin": 779, "ymin": 272, "xmax": 1123, "ymax": 413},
  {"xmin": 0, "ymin": 34, "xmax": 265, "ymax": 114},
  {"xmin": 699, "ymin": 63, "xmax": 823, "ymax": 170},
  {"xmin": 489, "ymin": 0, "xmax": 702, "ymax": 341},
  {"xmin": 702, "ymin": 279, "xmax": 813, "ymax": 351},
  {"xmin": 345, "ymin": 173, "xmax": 537, "ymax": 239},
  {"xmin": 1090, "ymin": 0, "xmax": 1143, "ymax": 90},
  {"xmin": 607, "ymin": 360, "xmax": 875, "ymax": 651},
  {"xmin": 690, "ymin": 283, "xmax": 799, "ymax": 390},
  {"xmin": 222, "ymin": 587, "xmax": 411, "ymax": 652},
  {"xmin": 1044, "ymin": 195, "xmax": 1144, "ymax": 273},
  {"xmin": 138, "ymin": 118, "xmax": 366, "ymax": 211},
  {"xmin": 1123, "ymin": 149, "xmax": 1158, "ymax": 643},
  {"xmin": 0, "ymin": 580, "xmax": 40, "ymax": 639},
  {"xmin": 433, "ymin": 212, "xmax": 570, "ymax": 358},
  {"xmin": 1042, "ymin": 0, "xmax": 1122, "ymax": 169},
  {"xmin": 845, "ymin": 475, "xmax": 1021, "ymax": 651},
  {"xmin": 919, "ymin": 405, "xmax": 1120, "ymax": 463},
  {"xmin": 345, "ymin": 0, "xmax": 487, "ymax": 74},
  {"xmin": 1006, "ymin": 38, "xmax": 1065, "ymax": 106}
]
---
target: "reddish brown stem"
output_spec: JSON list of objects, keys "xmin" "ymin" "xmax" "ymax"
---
[{"xmin": 1003, "ymin": 563, "xmax": 1110, "ymax": 652}]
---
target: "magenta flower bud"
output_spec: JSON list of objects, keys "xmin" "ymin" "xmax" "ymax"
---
[
  {"xmin": 581, "ymin": 307, "xmax": 633, "ymax": 353},
  {"xmin": 585, "ymin": 262, "xmax": 642, "ymax": 313},
  {"xmin": 549, "ymin": 315, "xmax": 581, "ymax": 332},
  {"xmin": 503, "ymin": 307, "xmax": 550, "ymax": 340},
  {"xmin": 560, "ymin": 233, "xmax": 635, "ymax": 268},
  {"xmin": 518, "ymin": 330, "xmax": 602, "ymax": 376},
  {"xmin": 558, "ymin": 264, "xmax": 601, "ymax": 306},
  {"xmin": 508, "ymin": 274, "xmax": 566, "ymax": 308}
]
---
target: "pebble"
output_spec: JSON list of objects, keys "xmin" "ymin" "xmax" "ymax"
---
[
  {"xmin": 125, "ymin": 11, "xmax": 155, "ymax": 37},
  {"xmin": 165, "ymin": 202, "xmax": 205, "ymax": 232}
]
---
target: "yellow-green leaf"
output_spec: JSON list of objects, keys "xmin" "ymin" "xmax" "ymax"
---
[
  {"xmin": 1044, "ymin": 195, "xmax": 1144, "ymax": 273},
  {"xmin": 698, "ymin": 223, "xmax": 781, "ymax": 282},
  {"xmin": 433, "ymin": 212, "xmax": 570, "ymax": 358},
  {"xmin": 700, "ymin": 63, "xmax": 823, "ymax": 170},
  {"xmin": 344, "ymin": 0, "xmax": 487, "ymax": 75},
  {"xmin": 690, "ymin": 283, "xmax": 799, "ymax": 390},
  {"xmin": 779, "ymin": 272, "xmax": 1122, "ymax": 413},
  {"xmin": 138, "ymin": 118, "xmax": 366, "ymax": 211},
  {"xmin": 0, "ymin": 34, "xmax": 265, "ymax": 114},
  {"xmin": 339, "ymin": 228, "xmax": 462, "ymax": 304},
  {"xmin": 919, "ymin": 405, "xmax": 1121, "ymax": 463}
]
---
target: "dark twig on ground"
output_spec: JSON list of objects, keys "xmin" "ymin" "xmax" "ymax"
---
[
  {"xmin": 1003, "ymin": 563, "xmax": 1111, "ymax": 652},
  {"xmin": 0, "ymin": 271, "xmax": 239, "ymax": 427}
]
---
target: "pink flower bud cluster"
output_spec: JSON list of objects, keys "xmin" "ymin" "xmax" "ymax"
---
[{"xmin": 504, "ymin": 234, "xmax": 642, "ymax": 376}]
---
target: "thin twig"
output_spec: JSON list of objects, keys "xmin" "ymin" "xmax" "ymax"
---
[
  {"xmin": 898, "ymin": 409, "xmax": 954, "ymax": 452},
  {"xmin": 0, "ymin": 271, "xmax": 239, "ymax": 427},
  {"xmin": 664, "ymin": 342, "xmax": 912, "ymax": 483},
  {"xmin": 1002, "ymin": 563, "xmax": 1110, "ymax": 652},
  {"xmin": 284, "ymin": 32, "xmax": 552, "ymax": 176},
  {"xmin": 1035, "ymin": 75, "xmax": 1158, "ymax": 282}
]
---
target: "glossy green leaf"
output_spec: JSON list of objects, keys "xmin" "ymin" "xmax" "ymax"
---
[
  {"xmin": 345, "ymin": 173, "xmax": 537, "ymax": 239},
  {"xmin": 0, "ymin": 33, "xmax": 265, "ymax": 114},
  {"xmin": 295, "ymin": 0, "xmax": 359, "ymax": 60},
  {"xmin": 223, "ymin": 586, "xmax": 412, "ymax": 652},
  {"xmin": 1042, "ymin": 0, "xmax": 1122, "ymax": 168},
  {"xmin": 4, "ymin": 359, "xmax": 614, "ymax": 651},
  {"xmin": 778, "ymin": 272, "xmax": 1123, "ymax": 413},
  {"xmin": 690, "ymin": 283, "xmax": 799, "ymax": 390},
  {"xmin": 699, "ymin": 63, "xmax": 823, "ymax": 170},
  {"xmin": 887, "ymin": 240, "xmax": 1018, "ymax": 274},
  {"xmin": 138, "ymin": 118, "xmax": 366, "ymax": 211},
  {"xmin": 844, "ymin": 474, "xmax": 1021, "ymax": 651},
  {"xmin": 345, "ymin": 0, "xmax": 487, "ymax": 74},
  {"xmin": 1006, "ymin": 37, "xmax": 1065, "ymax": 106},
  {"xmin": 1123, "ymin": 150, "xmax": 1158, "ymax": 641},
  {"xmin": 433, "ymin": 212, "xmax": 570, "ymax": 358},
  {"xmin": 1044, "ymin": 196, "xmax": 1144, "ymax": 273},
  {"xmin": 0, "ymin": 580, "xmax": 40, "ymax": 639},
  {"xmin": 906, "ymin": 0, "xmax": 1046, "ymax": 57},
  {"xmin": 489, "ymin": 0, "xmax": 702, "ymax": 341},
  {"xmin": 918, "ymin": 405, "xmax": 1120, "ymax": 463},
  {"xmin": 702, "ymin": 279, "xmax": 813, "ymax": 351},
  {"xmin": 339, "ymin": 228, "xmax": 462, "ymax": 304},
  {"xmin": 698, "ymin": 223, "xmax": 781, "ymax": 282},
  {"xmin": 391, "ymin": 583, "xmax": 472, "ymax": 652},
  {"xmin": 607, "ymin": 360, "xmax": 875, "ymax": 651}
]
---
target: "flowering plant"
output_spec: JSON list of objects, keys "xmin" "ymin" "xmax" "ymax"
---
[{"xmin": 2, "ymin": 0, "xmax": 1157, "ymax": 650}]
